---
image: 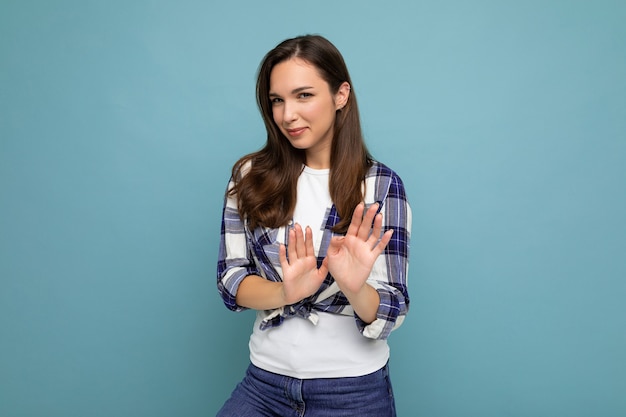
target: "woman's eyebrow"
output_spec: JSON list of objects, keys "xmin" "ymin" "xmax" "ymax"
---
[
  {"xmin": 291, "ymin": 86, "xmax": 313, "ymax": 94},
  {"xmin": 269, "ymin": 86, "xmax": 314, "ymax": 97}
]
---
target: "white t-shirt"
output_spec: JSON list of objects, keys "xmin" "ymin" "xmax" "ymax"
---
[{"xmin": 249, "ymin": 165, "xmax": 389, "ymax": 379}]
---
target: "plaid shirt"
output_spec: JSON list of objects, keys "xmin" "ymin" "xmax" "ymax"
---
[{"xmin": 217, "ymin": 161, "xmax": 411, "ymax": 340}]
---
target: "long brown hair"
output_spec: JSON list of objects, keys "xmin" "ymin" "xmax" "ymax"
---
[{"xmin": 230, "ymin": 35, "xmax": 372, "ymax": 233}]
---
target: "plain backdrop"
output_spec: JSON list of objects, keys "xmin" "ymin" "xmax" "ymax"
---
[{"xmin": 1, "ymin": 0, "xmax": 625, "ymax": 416}]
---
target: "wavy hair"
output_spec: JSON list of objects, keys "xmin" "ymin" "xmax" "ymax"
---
[{"xmin": 229, "ymin": 35, "xmax": 372, "ymax": 233}]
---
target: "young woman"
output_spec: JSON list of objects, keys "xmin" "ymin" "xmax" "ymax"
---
[{"xmin": 216, "ymin": 35, "xmax": 411, "ymax": 417}]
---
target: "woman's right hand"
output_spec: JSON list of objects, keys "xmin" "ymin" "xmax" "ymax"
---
[{"xmin": 278, "ymin": 223, "xmax": 328, "ymax": 305}]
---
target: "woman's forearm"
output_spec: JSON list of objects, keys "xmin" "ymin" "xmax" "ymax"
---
[
  {"xmin": 341, "ymin": 283, "xmax": 380, "ymax": 324},
  {"xmin": 235, "ymin": 275, "xmax": 287, "ymax": 310}
]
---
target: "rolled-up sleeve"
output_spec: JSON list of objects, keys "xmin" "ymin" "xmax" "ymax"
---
[
  {"xmin": 358, "ymin": 170, "xmax": 412, "ymax": 339},
  {"xmin": 216, "ymin": 181, "xmax": 258, "ymax": 312}
]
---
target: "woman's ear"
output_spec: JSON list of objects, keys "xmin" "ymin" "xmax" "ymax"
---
[{"xmin": 335, "ymin": 82, "xmax": 351, "ymax": 110}]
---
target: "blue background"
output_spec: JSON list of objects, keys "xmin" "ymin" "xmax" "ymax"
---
[{"xmin": 1, "ymin": 0, "xmax": 625, "ymax": 416}]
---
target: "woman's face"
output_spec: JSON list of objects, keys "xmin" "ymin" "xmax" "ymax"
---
[{"xmin": 269, "ymin": 58, "xmax": 349, "ymax": 169}]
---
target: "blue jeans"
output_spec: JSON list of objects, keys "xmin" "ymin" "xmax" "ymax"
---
[{"xmin": 216, "ymin": 363, "xmax": 396, "ymax": 417}]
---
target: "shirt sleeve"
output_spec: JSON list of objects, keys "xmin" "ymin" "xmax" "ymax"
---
[
  {"xmin": 356, "ymin": 171, "xmax": 412, "ymax": 339},
  {"xmin": 216, "ymin": 179, "xmax": 259, "ymax": 312}
]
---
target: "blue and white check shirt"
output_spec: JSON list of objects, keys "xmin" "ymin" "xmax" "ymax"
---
[{"xmin": 217, "ymin": 161, "xmax": 411, "ymax": 340}]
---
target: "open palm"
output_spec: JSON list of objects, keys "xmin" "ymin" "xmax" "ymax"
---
[
  {"xmin": 325, "ymin": 203, "xmax": 393, "ymax": 295},
  {"xmin": 279, "ymin": 223, "xmax": 328, "ymax": 305}
]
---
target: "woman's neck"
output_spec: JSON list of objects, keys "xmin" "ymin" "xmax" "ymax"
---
[{"xmin": 305, "ymin": 148, "xmax": 331, "ymax": 169}]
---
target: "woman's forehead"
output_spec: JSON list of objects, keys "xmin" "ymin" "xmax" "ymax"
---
[{"xmin": 269, "ymin": 58, "xmax": 326, "ymax": 93}]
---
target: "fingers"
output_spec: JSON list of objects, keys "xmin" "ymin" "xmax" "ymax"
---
[
  {"xmin": 279, "ymin": 243, "xmax": 288, "ymax": 268},
  {"xmin": 361, "ymin": 203, "xmax": 381, "ymax": 238},
  {"xmin": 345, "ymin": 202, "xmax": 394, "ymax": 253},
  {"xmin": 286, "ymin": 227, "xmax": 297, "ymax": 262},
  {"xmin": 368, "ymin": 209, "xmax": 394, "ymax": 253},
  {"xmin": 304, "ymin": 225, "xmax": 317, "ymax": 257},
  {"xmin": 356, "ymin": 204, "xmax": 373, "ymax": 241},
  {"xmin": 368, "ymin": 207, "xmax": 391, "ymax": 245},
  {"xmin": 345, "ymin": 202, "xmax": 364, "ymax": 238},
  {"xmin": 285, "ymin": 224, "xmax": 321, "ymax": 267},
  {"xmin": 373, "ymin": 229, "xmax": 394, "ymax": 254},
  {"xmin": 348, "ymin": 202, "xmax": 381, "ymax": 241},
  {"xmin": 286, "ymin": 223, "xmax": 306, "ymax": 261},
  {"xmin": 294, "ymin": 223, "xmax": 306, "ymax": 257}
]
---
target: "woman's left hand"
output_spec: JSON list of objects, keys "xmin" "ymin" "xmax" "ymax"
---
[{"xmin": 325, "ymin": 203, "xmax": 393, "ymax": 296}]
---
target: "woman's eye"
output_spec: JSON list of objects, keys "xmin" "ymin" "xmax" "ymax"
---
[
  {"xmin": 298, "ymin": 92, "xmax": 312, "ymax": 99},
  {"xmin": 270, "ymin": 97, "xmax": 283, "ymax": 105}
]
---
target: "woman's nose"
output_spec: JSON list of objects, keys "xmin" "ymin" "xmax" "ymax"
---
[{"xmin": 282, "ymin": 101, "xmax": 298, "ymax": 123}]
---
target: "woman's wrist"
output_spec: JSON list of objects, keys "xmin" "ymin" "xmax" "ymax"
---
[{"xmin": 340, "ymin": 283, "xmax": 380, "ymax": 324}]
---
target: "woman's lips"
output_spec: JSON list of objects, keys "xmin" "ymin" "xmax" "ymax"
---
[{"xmin": 286, "ymin": 127, "xmax": 306, "ymax": 137}]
